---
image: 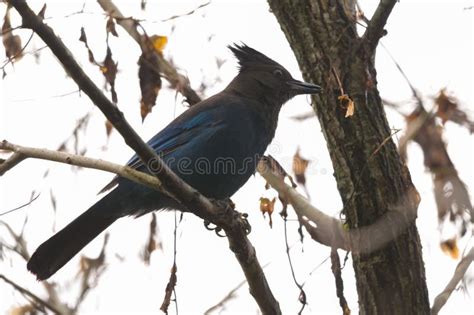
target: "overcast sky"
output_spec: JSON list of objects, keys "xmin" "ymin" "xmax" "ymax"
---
[{"xmin": 1, "ymin": 0, "xmax": 473, "ymax": 314}]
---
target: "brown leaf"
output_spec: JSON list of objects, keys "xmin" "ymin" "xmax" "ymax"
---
[
  {"xmin": 106, "ymin": 16, "xmax": 118, "ymax": 37},
  {"xmin": 293, "ymin": 148, "xmax": 309, "ymax": 186},
  {"xmin": 9, "ymin": 304, "xmax": 36, "ymax": 315},
  {"xmin": 101, "ymin": 47, "xmax": 118, "ymax": 103},
  {"xmin": 79, "ymin": 27, "xmax": 96, "ymax": 63},
  {"xmin": 2, "ymin": 12, "xmax": 23, "ymax": 62},
  {"xmin": 436, "ymin": 89, "xmax": 457, "ymax": 124},
  {"xmin": 141, "ymin": 213, "xmax": 162, "ymax": 264},
  {"xmin": 160, "ymin": 263, "xmax": 177, "ymax": 313},
  {"xmin": 260, "ymin": 197, "xmax": 276, "ymax": 228},
  {"xmin": 435, "ymin": 89, "xmax": 474, "ymax": 133},
  {"xmin": 105, "ymin": 119, "xmax": 113, "ymax": 138},
  {"xmin": 440, "ymin": 239, "xmax": 459, "ymax": 259},
  {"xmin": 401, "ymin": 107, "xmax": 473, "ymax": 241},
  {"xmin": 138, "ymin": 52, "xmax": 161, "ymax": 121},
  {"xmin": 338, "ymin": 94, "xmax": 355, "ymax": 118}
]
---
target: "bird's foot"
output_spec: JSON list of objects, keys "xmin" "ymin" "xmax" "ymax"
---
[{"xmin": 203, "ymin": 198, "xmax": 251, "ymax": 236}]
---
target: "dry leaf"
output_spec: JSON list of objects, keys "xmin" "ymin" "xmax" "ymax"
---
[
  {"xmin": 293, "ymin": 148, "xmax": 309, "ymax": 186},
  {"xmin": 101, "ymin": 47, "xmax": 118, "ymax": 103},
  {"xmin": 106, "ymin": 16, "xmax": 118, "ymax": 37},
  {"xmin": 440, "ymin": 239, "xmax": 459, "ymax": 259},
  {"xmin": 149, "ymin": 35, "xmax": 168, "ymax": 54},
  {"xmin": 105, "ymin": 119, "xmax": 113, "ymax": 138},
  {"xmin": 260, "ymin": 197, "xmax": 276, "ymax": 228},
  {"xmin": 138, "ymin": 52, "xmax": 161, "ymax": 121},
  {"xmin": 142, "ymin": 213, "xmax": 162, "ymax": 264},
  {"xmin": 435, "ymin": 89, "xmax": 474, "ymax": 133},
  {"xmin": 338, "ymin": 94, "xmax": 355, "ymax": 117},
  {"xmin": 2, "ymin": 12, "xmax": 23, "ymax": 62},
  {"xmin": 79, "ymin": 27, "xmax": 96, "ymax": 63},
  {"xmin": 9, "ymin": 304, "xmax": 35, "ymax": 315}
]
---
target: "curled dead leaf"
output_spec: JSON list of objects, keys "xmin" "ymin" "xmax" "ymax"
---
[
  {"xmin": 338, "ymin": 94, "xmax": 355, "ymax": 118},
  {"xmin": 149, "ymin": 35, "xmax": 168, "ymax": 54},
  {"xmin": 260, "ymin": 197, "xmax": 276, "ymax": 228},
  {"xmin": 2, "ymin": 12, "xmax": 23, "ymax": 62},
  {"xmin": 440, "ymin": 239, "xmax": 459, "ymax": 259}
]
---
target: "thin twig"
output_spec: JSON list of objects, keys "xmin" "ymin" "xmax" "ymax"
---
[
  {"xmin": 0, "ymin": 193, "xmax": 40, "ymax": 216},
  {"xmin": 161, "ymin": 1, "xmax": 211, "ymax": 22},
  {"xmin": 0, "ymin": 274, "xmax": 62, "ymax": 314},
  {"xmin": 282, "ymin": 215, "xmax": 306, "ymax": 314},
  {"xmin": 431, "ymin": 248, "xmax": 474, "ymax": 314}
]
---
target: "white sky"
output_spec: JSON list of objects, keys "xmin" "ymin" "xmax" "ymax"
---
[{"xmin": 0, "ymin": 0, "xmax": 473, "ymax": 314}]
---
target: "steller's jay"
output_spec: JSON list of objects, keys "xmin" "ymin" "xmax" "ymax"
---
[{"xmin": 27, "ymin": 44, "xmax": 321, "ymax": 280}]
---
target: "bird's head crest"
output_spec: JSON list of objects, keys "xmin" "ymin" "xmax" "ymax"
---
[{"xmin": 228, "ymin": 43, "xmax": 282, "ymax": 72}]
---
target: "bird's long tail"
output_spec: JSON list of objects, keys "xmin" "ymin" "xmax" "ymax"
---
[{"xmin": 27, "ymin": 192, "xmax": 120, "ymax": 280}]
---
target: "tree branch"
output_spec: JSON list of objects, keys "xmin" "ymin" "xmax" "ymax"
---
[
  {"xmin": 97, "ymin": 0, "xmax": 202, "ymax": 105},
  {"xmin": 258, "ymin": 157, "xmax": 419, "ymax": 254},
  {"xmin": 7, "ymin": 1, "xmax": 280, "ymax": 313},
  {"xmin": 0, "ymin": 140, "xmax": 171, "ymax": 199},
  {"xmin": 362, "ymin": 0, "xmax": 397, "ymax": 51},
  {"xmin": 431, "ymin": 248, "xmax": 474, "ymax": 315}
]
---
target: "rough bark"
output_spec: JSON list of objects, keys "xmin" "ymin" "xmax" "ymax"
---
[{"xmin": 268, "ymin": 1, "xmax": 430, "ymax": 314}]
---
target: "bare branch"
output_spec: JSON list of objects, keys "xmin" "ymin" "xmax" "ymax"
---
[
  {"xmin": 362, "ymin": 0, "xmax": 397, "ymax": 52},
  {"xmin": 0, "ymin": 152, "xmax": 26, "ymax": 176},
  {"xmin": 0, "ymin": 139, "xmax": 171, "ymax": 199},
  {"xmin": 161, "ymin": 1, "xmax": 211, "ymax": 22},
  {"xmin": 258, "ymin": 157, "xmax": 419, "ymax": 254},
  {"xmin": 0, "ymin": 274, "xmax": 62, "ymax": 314},
  {"xmin": 7, "ymin": 1, "xmax": 280, "ymax": 313},
  {"xmin": 97, "ymin": 0, "xmax": 202, "ymax": 105},
  {"xmin": 431, "ymin": 248, "xmax": 474, "ymax": 315}
]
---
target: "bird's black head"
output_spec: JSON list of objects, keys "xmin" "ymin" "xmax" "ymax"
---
[{"xmin": 226, "ymin": 43, "xmax": 321, "ymax": 106}]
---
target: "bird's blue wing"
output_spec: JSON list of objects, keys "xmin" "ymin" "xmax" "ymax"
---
[{"xmin": 99, "ymin": 109, "xmax": 224, "ymax": 193}]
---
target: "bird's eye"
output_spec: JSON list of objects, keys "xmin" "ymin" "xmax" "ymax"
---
[{"xmin": 273, "ymin": 69, "xmax": 283, "ymax": 77}]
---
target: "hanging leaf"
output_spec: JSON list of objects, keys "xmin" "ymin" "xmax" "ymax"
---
[
  {"xmin": 105, "ymin": 119, "xmax": 113, "ymax": 138},
  {"xmin": 100, "ymin": 47, "xmax": 118, "ymax": 103},
  {"xmin": 79, "ymin": 27, "xmax": 96, "ymax": 63},
  {"xmin": 440, "ymin": 238, "xmax": 459, "ymax": 259},
  {"xmin": 338, "ymin": 94, "xmax": 355, "ymax": 118},
  {"xmin": 141, "ymin": 213, "xmax": 162, "ymax": 264},
  {"xmin": 435, "ymin": 89, "xmax": 474, "ymax": 133},
  {"xmin": 260, "ymin": 197, "xmax": 276, "ymax": 228},
  {"xmin": 138, "ymin": 52, "xmax": 161, "ymax": 121},
  {"xmin": 106, "ymin": 16, "xmax": 118, "ymax": 37},
  {"xmin": 149, "ymin": 35, "xmax": 168, "ymax": 54},
  {"xmin": 2, "ymin": 11, "xmax": 23, "ymax": 62}
]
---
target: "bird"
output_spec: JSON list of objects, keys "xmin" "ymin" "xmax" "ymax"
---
[{"xmin": 27, "ymin": 43, "xmax": 321, "ymax": 280}]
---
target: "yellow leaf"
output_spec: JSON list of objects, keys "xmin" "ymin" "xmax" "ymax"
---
[
  {"xmin": 338, "ymin": 94, "xmax": 355, "ymax": 118},
  {"xmin": 440, "ymin": 239, "xmax": 459, "ymax": 259},
  {"xmin": 150, "ymin": 35, "xmax": 168, "ymax": 53}
]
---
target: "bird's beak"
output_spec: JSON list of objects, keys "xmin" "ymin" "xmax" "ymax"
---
[{"xmin": 287, "ymin": 79, "xmax": 322, "ymax": 95}]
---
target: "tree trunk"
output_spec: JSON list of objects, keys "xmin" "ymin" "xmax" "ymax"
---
[{"xmin": 268, "ymin": 1, "xmax": 430, "ymax": 314}]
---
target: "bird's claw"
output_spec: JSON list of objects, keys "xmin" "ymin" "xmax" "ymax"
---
[{"xmin": 204, "ymin": 220, "xmax": 227, "ymax": 237}]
